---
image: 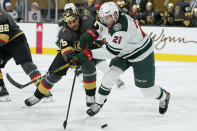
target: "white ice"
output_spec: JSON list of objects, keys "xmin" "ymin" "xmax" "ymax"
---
[{"xmin": 0, "ymin": 54, "xmax": 197, "ymax": 131}]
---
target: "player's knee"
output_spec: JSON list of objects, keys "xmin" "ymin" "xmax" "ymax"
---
[
  {"xmin": 47, "ymin": 73, "xmax": 62, "ymax": 83},
  {"xmin": 81, "ymin": 60, "xmax": 96, "ymax": 74},
  {"xmin": 49, "ymin": 65, "xmax": 68, "ymax": 77},
  {"xmin": 140, "ymin": 85, "xmax": 161, "ymax": 99},
  {"xmin": 96, "ymin": 60, "xmax": 109, "ymax": 73},
  {"xmin": 21, "ymin": 61, "xmax": 37, "ymax": 74},
  {"xmin": 102, "ymin": 66, "xmax": 123, "ymax": 88}
]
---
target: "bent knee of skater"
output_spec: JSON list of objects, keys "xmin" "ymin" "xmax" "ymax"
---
[{"xmin": 101, "ymin": 66, "xmax": 123, "ymax": 87}]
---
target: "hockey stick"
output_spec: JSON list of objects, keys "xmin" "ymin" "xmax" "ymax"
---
[
  {"xmin": 63, "ymin": 67, "xmax": 78, "ymax": 130},
  {"xmin": 6, "ymin": 63, "xmax": 71, "ymax": 89}
]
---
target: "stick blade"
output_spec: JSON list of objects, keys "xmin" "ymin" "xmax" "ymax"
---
[
  {"xmin": 63, "ymin": 120, "xmax": 67, "ymax": 130},
  {"xmin": 6, "ymin": 73, "xmax": 25, "ymax": 89}
]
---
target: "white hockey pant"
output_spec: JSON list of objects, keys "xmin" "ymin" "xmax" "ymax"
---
[
  {"xmin": 96, "ymin": 66, "xmax": 123, "ymax": 104},
  {"xmin": 140, "ymin": 85, "xmax": 166, "ymax": 100}
]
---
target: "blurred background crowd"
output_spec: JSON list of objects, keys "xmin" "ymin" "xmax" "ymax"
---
[{"xmin": 0, "ymin": 0, "xmax": 197, "ymax": 27}]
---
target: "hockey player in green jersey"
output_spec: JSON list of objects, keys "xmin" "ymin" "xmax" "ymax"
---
[
  {"xmin": 0, "ymin": 7, "xmax": 52, "ymax": 102},
  {"xmin": 73, "ymin": 2, "xmax": 171, "ymax": 116}
]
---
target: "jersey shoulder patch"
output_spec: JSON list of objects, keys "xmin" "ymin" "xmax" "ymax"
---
[{"xmin": 109, "ymin": 13, "xmax": 128, "ymax": 36}]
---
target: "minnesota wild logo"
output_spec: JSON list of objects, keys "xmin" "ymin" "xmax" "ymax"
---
[{"xmin": 113, "ymin": 23, "xmax": 122, "ymax": 31}]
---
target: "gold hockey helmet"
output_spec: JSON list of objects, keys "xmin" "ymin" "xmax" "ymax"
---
[
  {"xmin": 117, "ymin": 0, "xmax": 125, "ymax": 8},
  {"xmin": 63, "ymin": 8, "xmax": 79, "ymax": 23}
]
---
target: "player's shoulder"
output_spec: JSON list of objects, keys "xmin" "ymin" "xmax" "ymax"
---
[
  {"xmin": 79, "ymin": 14, "xmax": 96, "ymax": 25},
  {"xmin": 58, "ymin": 26, "xmax": 79, "ymax": 42},
  {"xmin": 59, "ymin": 26, "xmax": 73, "ymax": 40},
  {"xmin": 80, "ymin": 14, "xmax": 96, "ymax": 32}
]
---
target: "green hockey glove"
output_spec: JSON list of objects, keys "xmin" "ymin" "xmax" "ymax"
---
[
  {"xmin": 80, "ymin": 29, "xmax": 99, "ymax": 49},
  {"xmin": 72, "ymin": 49, "xmax": 93, "ymax": 66}
]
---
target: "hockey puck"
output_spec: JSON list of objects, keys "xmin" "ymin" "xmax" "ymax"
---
[{"xmin": 101, "ymin": 124, "xmax": 108, "ymax": 129}]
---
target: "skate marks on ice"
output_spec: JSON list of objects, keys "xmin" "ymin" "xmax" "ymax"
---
[{"xmin": 1, "ymin": 55, "xmax": 197, "ymax": 131}]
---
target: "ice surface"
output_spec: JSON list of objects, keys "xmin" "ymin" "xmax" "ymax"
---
[{"xmin": 0, "ymin": 54, "xmax": 197, "ymax": 131}]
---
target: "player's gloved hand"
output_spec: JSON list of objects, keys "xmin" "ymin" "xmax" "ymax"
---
[
  {"xmin": 65, "ymin": 53, "xmax": 74, "ymax": 63},
  {"xmin": 80, "ymin": 33, "xmax": 93, "ymax": 49},
  {"xmin": 61, "ymin": 46, "xmax": 75, "ymax": 62},
  {"xmin": 61, "ymin": 49, "xmax": 74, "ymax": 63},
  {"xmin": 62, "ymin": 53, "xmax": 77, "ymax": 69},
  {"xmin": 72, "ymin": 49, "xmax": 93, "ymax": 66},
  {"xmin": 80, "ymin": 29, "xmax": 99, "ymax": 49}
]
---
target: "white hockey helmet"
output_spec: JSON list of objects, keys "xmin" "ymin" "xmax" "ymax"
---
[
  {"xmin": 64, "ymin": 3, "xmax": 77, "ymax": 13},
  {"xmin": 99, "ymin": 2, "xmax": 119, "ymax": 22}
]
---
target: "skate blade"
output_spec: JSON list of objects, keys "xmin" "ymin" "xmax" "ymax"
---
[
  {"xmin": 0, "ymin": 96, "xmax": 11, "ymax": 102},
  {"xmin": 41, "ymin": 96, "xmax": 55, "ymax": 103}
]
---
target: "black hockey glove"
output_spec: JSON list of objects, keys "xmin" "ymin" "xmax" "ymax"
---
[{"xmin": 64, "ymin": 53, "xmax": 78, "ymax": 69}]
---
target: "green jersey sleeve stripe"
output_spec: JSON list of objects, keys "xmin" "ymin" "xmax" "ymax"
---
[
  {"xmin": 107, "ymin": 44, "xmax": 122, "ymax": 51},
  {"xmin": 106, "ymin": 44, "xmax": 120, "ymax": 55},
  {"xmin": 121, "ymin": 38, "xmax": 151, "ymax": 58},
  {"xmin": 125, "ymin": 38, "xmax": 153, "ymax": 60}
]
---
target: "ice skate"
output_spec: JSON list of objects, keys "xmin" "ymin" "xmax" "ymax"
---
[
  {"xmin": 87, "ymin": 103, "xmax": 103, "ymax": 117},
  {"xmin": 41, "ymin": 91, "xmax": 54, "ymax": 103},
  {"xmin": 86, "ymin": 95, "xmax": 95, "ymax": 107},
  {"xmin": 159, "ymin": 90, "xmax": 170, "ymax": 114},
  {"xmin": 24, "ymin": 95, "xmax": 41, "ymax": 106},
  {"xmin": 0, "ymin": 86, "xmax": 11, "ymax": 102}
]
